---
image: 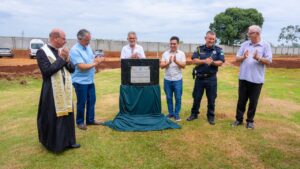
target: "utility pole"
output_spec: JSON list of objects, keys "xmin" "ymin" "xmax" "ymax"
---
[{"xmin": 21, "ymin": 30, "xmax": 24, "ymax": 49}]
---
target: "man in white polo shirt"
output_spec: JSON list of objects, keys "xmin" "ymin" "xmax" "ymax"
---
[
  {"xmin": 160, "ymin": 36, "xmax": 186, "ymax": 121},
  {"xmin": 120, "ymin": 31, "xmax": 146, "ymax": 59}
]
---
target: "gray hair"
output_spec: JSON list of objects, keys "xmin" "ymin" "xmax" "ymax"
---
[
  {"xmin": 248, "ymin": 25, "xmax": 262, "ymax": 34},
  {"xmin": 206, "ymin": 31, "xmax": 216, "ymax": 37},
  {"xmin": 77, "ymin": 29, "xmax": 90, "ymax": 40},
  {"xmin": 127, "ymin": 31, "xmax": 137, "ymax": 37}
]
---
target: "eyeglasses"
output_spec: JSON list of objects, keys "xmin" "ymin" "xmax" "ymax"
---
[
  {"xmin": 58, "ymin": 37, "xmax": 66, "ymax": 41},
  {"xmin": 248, "ymin": 32, "xmax": 257, "ymax": 35}
]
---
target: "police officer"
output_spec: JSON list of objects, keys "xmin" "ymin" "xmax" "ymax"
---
[{"xmin": 186, "ymin": 31, "xmax": 225, "ymax": 125}]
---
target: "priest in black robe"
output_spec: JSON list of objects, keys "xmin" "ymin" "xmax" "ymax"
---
[{"xmin": 36, "ymin": 28, "xmax": 80, "ymax": 153}]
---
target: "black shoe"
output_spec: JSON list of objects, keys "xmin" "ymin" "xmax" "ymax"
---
[
  {"xmin": 246, "ymin": 122, "xmax": 254, "ymax": 129},
  {"xmin": 87, "ymin": 120, "xmax": 103, "ymax": 125},
  {"xmin": 166, "ymin": 114, "xmax": 174, "ymax": 119},
  {"xmin": 208, "ymin": 119, "xmax": 215, "ymax": 125},
  {"xmin": 187, "ymin": 115, "xmax": 198, "ymax": 121},
  {"xmin": 69, "ymin": 143, "xmax": 81, "ymax": 149},
  {"xmin": 231, "ymin": 120, "xmax": 243, "ymax": 127}
]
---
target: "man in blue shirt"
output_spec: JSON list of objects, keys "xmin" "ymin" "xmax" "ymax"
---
[
  {"xmin": 232, "ymin": 25, "xmax": 272, "ymax": 129},
  {"xmin": 187, "ymin": 31, "xmax": 225, "ymax": 125},
  {"xmin": 70, "ymin": 29, "xmax": 104, "ymax": 130}
]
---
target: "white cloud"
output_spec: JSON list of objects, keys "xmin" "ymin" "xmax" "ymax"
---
[{"xmin": 0, "ymin": 0, "xmax": 299, "ymax": 45}]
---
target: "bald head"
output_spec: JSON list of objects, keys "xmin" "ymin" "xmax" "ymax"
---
[
  {"xmin": 49, "ymin": 28, "xmax": 66, "ymax": 48},
  {"xmin": 49, "ymin": 28, "xmax": 65, "ymax": 39}
]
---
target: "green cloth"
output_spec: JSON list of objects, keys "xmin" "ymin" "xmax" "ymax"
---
[{"xmin": 104, "ymin": 85, "xmax": 181, "ymax": 131}]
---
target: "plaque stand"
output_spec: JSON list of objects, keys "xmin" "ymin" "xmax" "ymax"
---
[{"xmin": 104, "ymin": 59, "xmax": 181, "ymax": 131}]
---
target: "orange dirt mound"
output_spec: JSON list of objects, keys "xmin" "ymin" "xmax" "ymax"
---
[{"xmin": 0, "ymin": 51, "xmax": 299, "ymax": 79}]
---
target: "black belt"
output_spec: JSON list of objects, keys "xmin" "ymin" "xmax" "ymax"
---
[{"xmin": 196, "ymin": 73, "xmax": 216, "ymax": 78}]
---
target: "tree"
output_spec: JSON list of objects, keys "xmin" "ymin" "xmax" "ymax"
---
[
  {"xmin": 209, "ymin": 8, "xmax": 264, "ymax": 45},
  {"xmin": 278, "ymin": 25, "xmax": 300, "ymax": 46},
  {"xmin": 278, "ymin": 25, "xmax": 300, "ymax": 55},
  {"xmin": 292, "ymin": 43, "xmax": 300, "ymax": 47}
]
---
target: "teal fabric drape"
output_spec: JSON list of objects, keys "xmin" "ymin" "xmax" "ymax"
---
[{"xmin": 104, "ymin": 85, "xmax": 181, "ymax": 131}]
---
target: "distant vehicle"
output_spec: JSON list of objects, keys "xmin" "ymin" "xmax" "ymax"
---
[
  {"xmin": 0, "ymin": 48, "xmax": 14, "ymax": 58},
  {"xmin": 29, "ymin": 39, "xmax": 44, "ymax": 59},
  {"xmin": 94, "ymin": 49, "xmax": 104, "ymax": 57}
]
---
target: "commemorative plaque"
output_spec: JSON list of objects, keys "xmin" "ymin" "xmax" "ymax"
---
[{"xmin": 121, "ymin": 59, "xmax": 159, "ymax": 86}]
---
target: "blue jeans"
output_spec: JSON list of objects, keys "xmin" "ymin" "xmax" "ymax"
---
[
  {"xmin": 164, "ymin": 79, "xmax": 183, "ymax": 118},
  {"xmin": 73, "ymin": 83, "xmax": 96, "ymax": 125}
]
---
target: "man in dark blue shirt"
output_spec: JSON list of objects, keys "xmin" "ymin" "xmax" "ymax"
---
[{"xmin": 187, "ymin": 31, "xmax": 225, "ymax": 125}]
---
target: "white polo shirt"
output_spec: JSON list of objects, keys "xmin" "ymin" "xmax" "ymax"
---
[
  {"xmin": 120, "ymin": 44, "xmax": 146, "ymax": 59},
  {"xmin": 162, "ymin": 50, "xmax": 186, "ymax": 81}
]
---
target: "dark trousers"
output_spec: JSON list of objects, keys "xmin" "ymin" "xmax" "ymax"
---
[
  {"xmin": 236, "ymin": 80, "xmax": 263, "ymax": 123},
  {"xmin": 191, "ymin": 76, "xmax": 217, "ymax": 119},
  {"xmin": 73, "ymin": 83, "xmax": 96, "ymax": 125}
]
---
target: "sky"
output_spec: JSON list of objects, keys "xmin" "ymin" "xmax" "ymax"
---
[{"xmin": 0, "ymin": 0, "xmax": 299, "ymax": 45}]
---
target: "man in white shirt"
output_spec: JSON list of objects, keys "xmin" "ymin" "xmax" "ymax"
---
[
  {"xmin": 231, "ymin": 25, "xmax": 272, "ymax": 129},
  {"xmin": 120, "ymin": 31, "xmax": 146, "ymax": 59},
  {"xmin": 160, "ymin": 36, "xmax": 186, "ymax": 121}
]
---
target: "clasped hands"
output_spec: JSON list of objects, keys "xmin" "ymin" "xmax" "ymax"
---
[{"xmin": 243, "ymin": 50, "xmax": 261, "ymax": 61}]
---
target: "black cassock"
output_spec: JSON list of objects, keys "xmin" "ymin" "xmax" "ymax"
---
[{"xmin": 36, "ymin": 45, "xmax": 76, "ymax": 153}]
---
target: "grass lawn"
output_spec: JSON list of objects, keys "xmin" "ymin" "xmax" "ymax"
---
[{"xmin": 0, "ymin": 65, "xmax": 299, "ymax": 169}]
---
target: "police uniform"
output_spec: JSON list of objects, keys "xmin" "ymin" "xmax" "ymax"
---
[{"xmin": 187, "ymin": 45, "xmax": 225, "ymax": 123}]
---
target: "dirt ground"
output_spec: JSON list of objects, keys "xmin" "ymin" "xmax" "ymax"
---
[{"xmin": 0, "ymin": 50, "xmax": 300, "ymax": 80}]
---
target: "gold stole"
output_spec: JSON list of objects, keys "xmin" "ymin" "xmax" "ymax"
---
[{"xmin": 41, "ymin": 45, "xmax": 73, "ymax": 117}]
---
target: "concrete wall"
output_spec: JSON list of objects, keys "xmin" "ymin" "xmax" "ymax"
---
[{"xmin": 1, "ymin": 36, "xmax": 300, "ymax": 55}]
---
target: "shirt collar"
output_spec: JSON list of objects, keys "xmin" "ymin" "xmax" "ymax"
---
[
  {"xmin": 128, "ymin": 44, "xmax": 137, "ymax": 49},
  {"xmin": 169, "ymin": 50, "xmax": 178, "ymax": 54},
  {"xmin": 47, "ymin": 44, "xmax": 58, "ymax": 51},
  {"xmin": 78, "ymin": 43, "xmax": 88, "ymax": 50},
  {"xmin": 249, "ymin": 40, "xmax": 263, "ymax": 47},
  {"xmin": 204, "ymin": 45, "xmax": 214, "ymax": 51}
]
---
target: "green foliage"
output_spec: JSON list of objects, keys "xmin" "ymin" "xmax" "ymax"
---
[
  {"xmin": 278, "ymin": 25, "xmax": 300, "ymax": 46},
  {"xmin": 209, "ymin": 8, "xmax": 264, "ymax": 45}
]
